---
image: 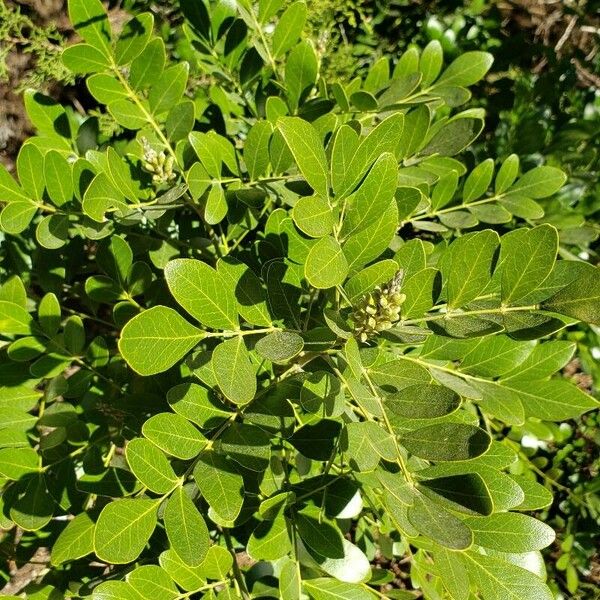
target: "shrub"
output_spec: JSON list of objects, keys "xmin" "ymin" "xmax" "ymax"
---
[{"xmin": 0, "ymin": 0, "xmax": 599, "ymax": 598}]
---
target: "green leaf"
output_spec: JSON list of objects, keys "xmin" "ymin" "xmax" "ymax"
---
[
  {"xmin": 24, "ymin": 90, "xmax": 71, "ymax": 140},
  {"xmin": 442, "ymin": 230, "xmax": 499, "ymax": 308},
  {"xmin": 167, "ymin": 383, "xmax": 231, "ymax": 428},
  {"xmin": 130, "ymin": 38, "xmax": 166, "ymax": 89},
  {"xmin": 216, "ymin": 257, "xmax": 272, "ymax": 327},
  {"xmin": 278, "ymin": 117, "xmax": 329, "ymax": 198},
  {"xmin": 142, "ymin": 413, "xmax": 206, "ymax": 460},
  {"xmin": 10, "ymin": 474, "xmax": 55, "ymax": 531},
  {"xmin": 305, "ymin": 236, "xmax": 349, "ymax": 289},
  {"xmin": 0, "ymin": 163, "xmax": 31, "ymax": 203},
  {"xmin": 92, "ymin": 581, "xmax": 139, "ymax": 600},
  {"xmin": 38, "ymin": 292, "xmax": 60, "ymax": 336},
  {"xmin": 501, "ymin": 340, "xmax": 575, "ymax": 381},
  {"xmin": 464, "ymin": 513, "xmax": 555, "ymax": 552},
  {"xmin": 0, "ymin": 447, "xmax": 39, "ymax": 480},
  {"xmin": 0, "ymin": 201, "xmax": 37, "ymax": 234},
  {"xmin": 385, "ymin": 383, "xmax": 460, "ymax": 419},
  {"xmin": 212, "ymin": 336, "xmax": 257, "ymax": 405},
  {"xmin": 220, "ymin": 423, "xmax": 270, "ymax": 472},
  {"xmin": 407, "ymin": 494, "xmax": 473, "ymax": 550},
  {"xmin": 62, "ymin": 43, "xmax": 110, "ymax": 73},
  {"xmin": 344, "ymin": 259, "xmax": 399, "ymax": 303},
  {"xmin": 502, "ymin": 379, "xmax": 598, "ymax": 421},
  {"xmin": 303, "ymin": 578, "xmax": 375, "ymax": 600},
  {"xmin": 82, "ymin": 173, "xmax": 127, "ymax": 222},
  {"xmin": 495, "ymin": 153, "xmax": 519, "ymax": 194},
  {"xmin": 205, "ymin": 183, "xmax": 227, "ymax": 225},
  {"xmin": 510, "ymin": 475, "xmax": 553, "ymax": 511},
  {"xmin": 127, "ymin": 565, "xmax": 178, "ymax": 600},
  {"xmin": 341, "ymin": 153, "xmax": 398, "ymax": 237},
  {"xmin": 0, "ymin": 300, "xmax": 35, "ymax": 334},
  {"xmin": 436, "ymin": 548, "xmax": 470, "ymax": 600},
  {"xmin": 248, "ymin": 511, "xmax": 292, "ymax": 560},
  {"xmin": 264, "ymin": 260, "xmax": 302, "ymax": 328},
  {"xmin": 463, "ymin": 158, "xmax": 494, "ymax": 202},
  {"xmin": 469, "ymin": 202, "xmax": 511, "ymax": 224},
  {"xmin": 272, "ymin": 1, "xmax": 307, "ymax": 57},
  {"xmin": 115, "ymin": 13, "xmax": 154, "ymax": 65},
  {"xmin": 304, "ymin": 536, "xmax": 371, "ymax": 584},
  {"xmin": 149, "ymin": 63, "xmax": 189, "ymax": 116},
  {"xmin": 341, "ymin": 421, "xmax": 396, "ymax": 471},
  {"xmin": 164, "ymin": 258, "xmax": 238, "ymax": 330},
  {"xmin": 94, "ymin": 498, "xmax": 159, "ymax": 563},
  {"xmin": 87, "ymin": 73, "xmax": 128, "ymax": 104},
  {"xmin": 542, "ymin": 263, "xmax": 600, "ymax": 325},
  {"xmin": 68, "ymin": 0, "xmax": 112, "ymax": 57},
  {"xmin": 350, "ymin": 90, "xmax": 378, "ymax": 111},
  {"xmin": 17, "ymin": 143, "xmax": 44, "ymax": 201},
  {"xmin": 285, "ymin": 40, "xmax": 318, "ymax": 110},
  {"xmin": 244, "ymin": 121, "xmax": 274, "ymax": 180},
  {"xmin": 436, "ymin": 51, "xmax": 493, "ymax": 87},
  {"xmin": 431, "ymin": 171, "xmax": 458, "ymax": 210},
  {"xmin": 35, "ymin": 215, "xmax": 69, "ymax": 250},
  {"xmin": 280, "ymin": 558, "xmax": 301, "ymax": 600},
  {"xmin": 420, "ymin": 40, "xmax": 443, "ymax": 86},
  {"xmin": 338, "ymin": 113, "xmax": 404, "ymax": 198},
  {"xmin": 507, "ymin": 166, "xmax": 566, "ymax": 199},
  {"xmin": 292, "ymin": 195, "xmax": 334, "ymax": 238},
  {"xmin": 193, "ymin": 450, "xmax": 244, "ymax": 522},
  {"xmin": 166, "ymin": 100, "xmax": 195, "ymax": 142},
  {"xmin": 330, "ymin": 124, "xmax": 359, "ymax": 195},
  {"xmin": 255, "ymin": 330, "xmax": 304, "ymax": 363},
  {"xmin": 419, "ymin": 473, "xmax": 493, "ymax": 515},
  {"xmin": 0, "ymin": 275, "xmax": 26, "ymax": 306},
  {"xmin": 397, "ymin": 105, "xmax": 430, "ymax": 160},
  {"xmin": 500, "ymin": 225, "xmax": 558, "ymax": 304},
  {"xmin": 158, "ymin": 550, "xmax": 205, "ymax": 591},
  {"xmin": 52, "ymin": 512, "xmax": 95, "ymax": 565},
  {"xmin": 300, "ymin": 371, "xmax": 342, "ymax": 415},
  {"xmin": 370, "ymin": 357, "xmax": 431, "ymax": 391},
  {"xmin": 469, "ymin": 379, "xmax": 525, "ymax": 425},
  {"xmin": 460, "ymin": 336, "xmax": 534, "ymax": 377},
  {"xmin": 164, "ymin": 487, "xmax": 210, "ymax": 566},
  {"xmin": 420, "ymin": 465, "xmax": 524, "ymax": 511},
  {"xmin": 420, "ymin": 115, "xmax": 484, "ymax": 157},
  {"xmin": 108, "ymin": 98, "xmax": 148, "ymax": 129},
  {"xmin": 343, "ymin": 200, "xmax": 398, "ymax": 270},
  {"xmin": 188, "ymin": 131, "xmax": 222, "ymax": 177},
  {"xmin": 296, "ymin": 506, "xmax": 344, "ymax": 558},
  {"xmin": 126, "ymin": 438, "xmax": 178, "ymax": 494},
  {"xmin": 401, "ymin": 423, "xmax": 491, "ymax": 461},
  {"xmin": 401, "ymin": 267, "xmax": 438, "ymax": 319},
  {"xmin": 44, "ymin": 151, "xmax": 73, "ymax": 206},
  {"xmin": 499, "ymin": 195, "xmax": 544, "ymax": 220},
  {"xmin": 106, "ymin": 147, "xmax": 139, "ymax": 203},
  {"xmin": 462, "ymin": 552, "xmax": 553, "ymax": 600},
  {"xmin": 289, "ymin": 419, "xmax": 341, "ymax": 460},
  {"xmin": 119, "ymin": 306, "xmax": 204, "ymax": 376}
]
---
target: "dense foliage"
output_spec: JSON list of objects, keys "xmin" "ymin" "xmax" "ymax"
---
[{"xmin": 0, "ymin": 1, "xmax": 599, "ymax": 598}]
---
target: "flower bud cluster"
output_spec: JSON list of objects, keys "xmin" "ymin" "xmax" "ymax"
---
[
  {"xmin": 141, "ymin": 138, "xmax": 175, "ymax": 184},
  {"xmin": 352, "ymin": 270, "xmax": 406, "ymax": 342}
]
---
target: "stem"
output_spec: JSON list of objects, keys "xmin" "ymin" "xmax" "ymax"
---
[
  {"xmin": 222, "ymin": 528, "xmax": 251, "ymax": 600},
  {"xmin": 409, "ymin": 192, "xmax": 506, "ymax": 223},
  {"xmin": 361, "ymin": 367, "xmax": 414, "ymax": 485},
  {"xmin": 402, "ymin": 303, "xmax": 540, "ymax": 325},
  {"xmin": 203, "ymin": 326, "xmax": 282, "ymax": 338}
]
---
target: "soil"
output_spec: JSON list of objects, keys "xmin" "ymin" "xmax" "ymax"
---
[
  {"xmin": 0, "ymin": 0, "xmax": 69, "ymax": 172},
  {"xmin": 0, "ymin": 0, "xmax": 130, "ymax": 173}
]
